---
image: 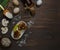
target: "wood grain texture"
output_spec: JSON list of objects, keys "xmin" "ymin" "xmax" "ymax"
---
[{"xmin": 24, "ymin": 0, "xmax": 60, "ymax": 50}]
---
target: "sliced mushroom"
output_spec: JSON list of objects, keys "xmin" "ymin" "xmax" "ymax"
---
[
  {"xmin": 1, "ymin": 27, "xmax": 8, "ymax": 34},
  {"xmin": 2, "ymin": 18, "xmax": 9, "ymax": 26}
]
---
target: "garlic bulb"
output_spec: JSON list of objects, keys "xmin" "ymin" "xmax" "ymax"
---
[
  {"xmin": 36, "ymin": 0, "xmax": 42, "ymax": 6},
  {"xmin": 0, "ymin": 5, "xmax": 13, "ymax": 19},
  {"xmin": 1, "ymin": 27, "xmax": 8, "ymax": 34},
  {"xmin": 2, "ymin": 18, "xmax": 9, "ymax": 26}
]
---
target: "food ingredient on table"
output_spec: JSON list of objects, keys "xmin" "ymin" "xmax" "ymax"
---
[
  {"xmin": 1, "ymin": 27, "xmax": 8, "ymax": 34},
  {"xmin": 12, "ymin": 0, "xmax": 19, "ymax": 6},
  {"xmin": 0, "ymin": 5, "xmax": 13, "ymax": 19},
  {"xmin": 13, "ymin": 7, "xmax": 20, "ymax": 14},
  {"xmin": 2, "ymin": 18, "xmax": 9, "ymax": 26},
  {"xmin": 36, "ymin": 0, "xmax": 42, "ymax": 6}
]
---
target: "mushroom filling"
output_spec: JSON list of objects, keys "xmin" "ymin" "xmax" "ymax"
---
[
  {"xmin": 14, "ymin": 30, "xmax": 21, "ymax": 38},
  {"xmin": 18, "ymin": 22, "xmax": 27, "ymax": 30}
]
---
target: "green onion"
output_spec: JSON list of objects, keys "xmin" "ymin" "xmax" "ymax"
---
[{"xmin": 0, "ymin": 0, "xmax": 9, "ymax": 11}]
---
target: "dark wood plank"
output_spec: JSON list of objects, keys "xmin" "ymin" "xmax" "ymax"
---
[{"xmin": 23, "ymin": 0, "xmax": 60, "ymax": 50}]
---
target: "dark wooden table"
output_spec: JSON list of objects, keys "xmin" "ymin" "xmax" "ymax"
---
[
  {"xmin": 0, "ymin": 0, "xmax": 60, "ymax": 50},
  {"xmin": 23, "ymin": 0, "xmax": 60, "ymax": 50}
]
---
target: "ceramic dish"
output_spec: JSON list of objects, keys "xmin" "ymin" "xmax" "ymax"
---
[{"xmin": 11, "ymin": 21, "xmax": 27, "ymax": 40}]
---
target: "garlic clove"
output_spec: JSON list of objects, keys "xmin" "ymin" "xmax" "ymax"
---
[
  {"xmin": 13, "ymin": 7, "xmax": 20, "ymax": 14},
  {"xmin": 36, "ymin": 0, "xmax": 42, "ymax": 6},
  {"xmin": 2, "ymin": 19, "xmax": 9, "ymax": 26}
]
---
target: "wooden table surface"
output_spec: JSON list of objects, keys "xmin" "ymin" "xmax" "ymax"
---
[
  {"xmin": 0, "ymin": 0, "xmax": 60, "ymax": 50},
  {"xmin": 23, "ymin": 0, "xmax": 60, "ymax": 50}
]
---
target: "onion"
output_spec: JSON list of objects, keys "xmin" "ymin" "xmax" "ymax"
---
[{"xmin": 1, "ymin": 38, "xmax": 11, "ymax": 47}]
